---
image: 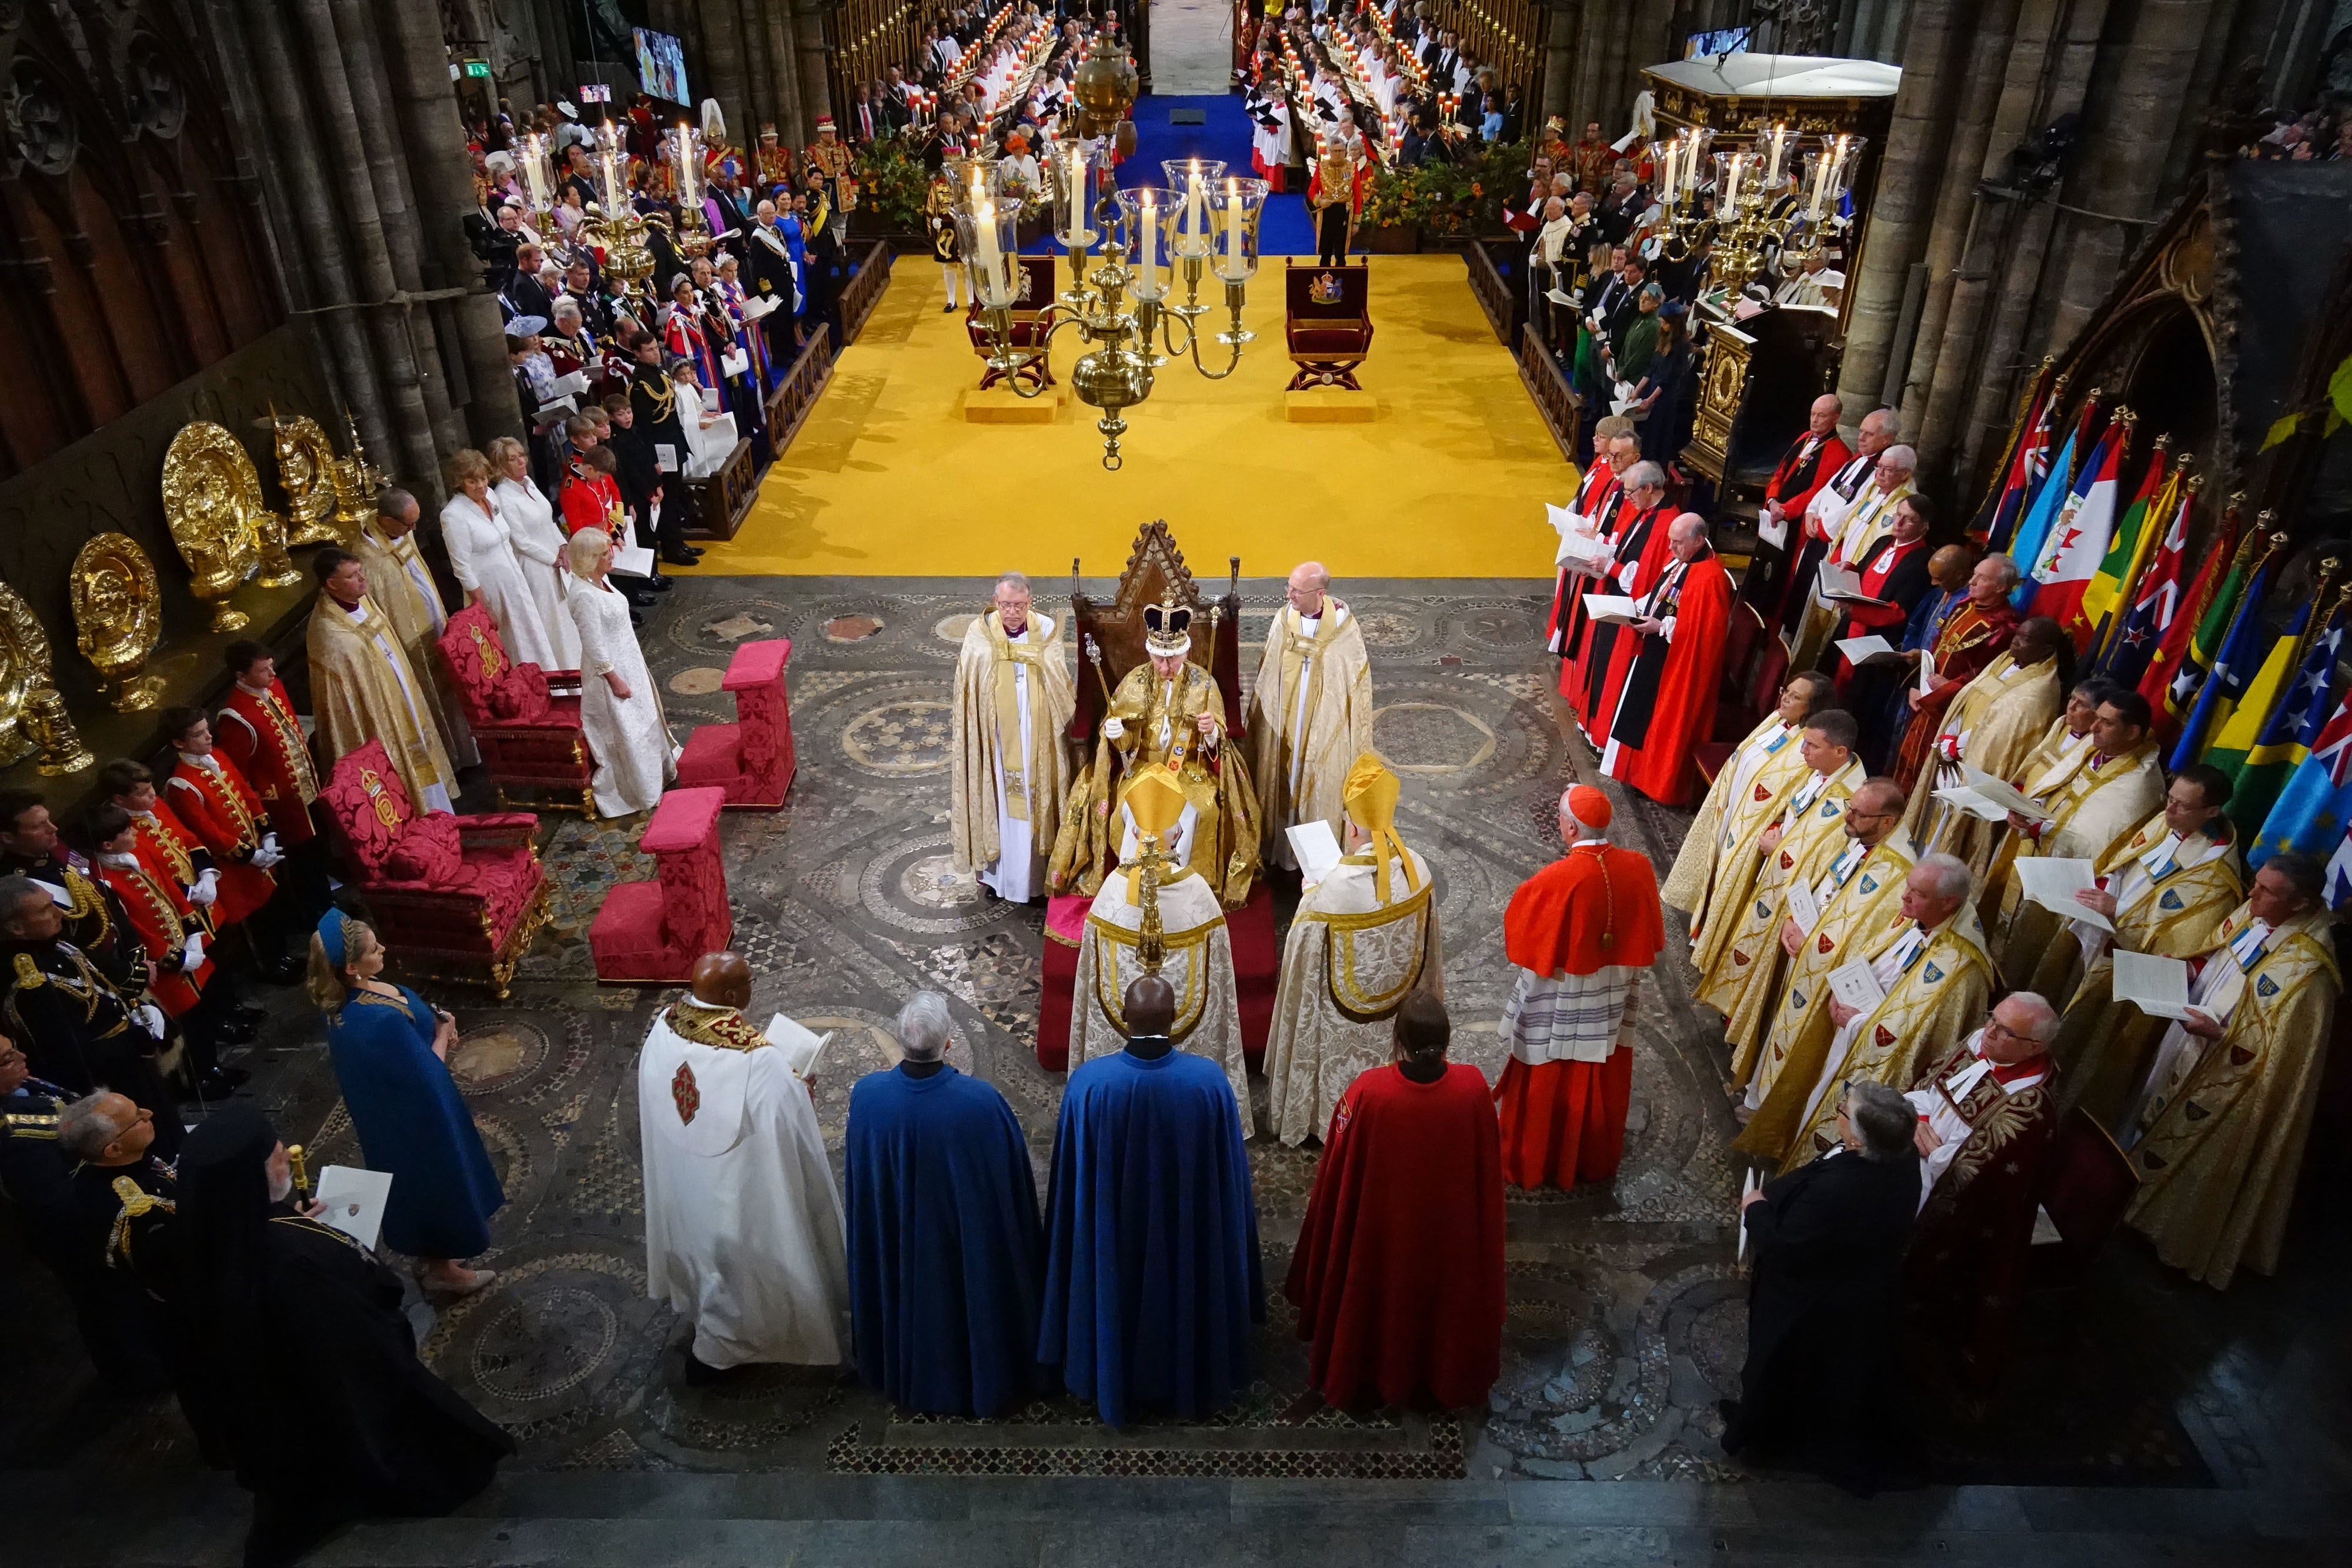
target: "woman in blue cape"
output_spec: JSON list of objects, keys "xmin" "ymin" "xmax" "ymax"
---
[{"xmin": 310, "ymin": 909, "xmax": 503, "ymax": 1298}]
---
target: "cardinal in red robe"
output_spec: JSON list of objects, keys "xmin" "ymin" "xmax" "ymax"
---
[
  {"xmin": 1285, "ymin": 991, "xmax": 1506, "ymax": 1410},
  {"xmin": 1603, "ymin": 514, "xmax": 1734, "ymax": 807},
  {"xmin": 1563, "ymin": 460, "xmax": 1669, "ymax": 731},
  {"xmin": 1492, "ymin": 787, "xmax": 1666, "ymax": 1189}
]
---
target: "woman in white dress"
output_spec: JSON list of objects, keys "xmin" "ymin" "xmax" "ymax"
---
[
  {"xmin": 486, "ymin": 436, "xmax": 581, "ymax": 669},
  {"xmin": 442, "ymin": 449, "xmax": 559, "ymax": 669},
  {"xmin": 669, "ymin": 358, "xmax": 739, "ymax": 480},
  {"xmin": 566, "ymin": 527, "xmax": 676, "ymax": 816}
]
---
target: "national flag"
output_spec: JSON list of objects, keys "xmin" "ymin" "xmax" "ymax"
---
[
  {"xmin": 2026, "ymin": 422, "xmax": 2126, "ymax": 646},
  {"xmin": 1979, "ymin": 369, "xmax": 2056, "ymax": 549},
  {"xmin": 2140, "ymin": 513, "xmax": 2251, "ymax": 734},
  {"xmin": 2080, "ymin": 447, "xmax": 2168, "ymax": 643},
  {"xmin": 2167, "ymin": 553, "xmax": 2278, "ymax": 771},
  {"xmin": 2103, "ymin": 479, "xmax": 2189, "ymax": 689},
  {"xmin": 2250, "ymin": 642, "xmax": 2352, "ymax": 868},
  {"xmin": 2208, "ymin": 596, "xmax": 2340, "ymax": 836},
  {"xmin": 2004, "ymin": 423, "xmax": 2080, "ymax": 611}
]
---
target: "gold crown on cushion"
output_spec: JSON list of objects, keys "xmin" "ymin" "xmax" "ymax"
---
[
  {"xmin": 1142, "ymin": 594, "xmax": 1193, "ymax": 658},
  {"xmin": 1342, "ymin": 751, "xmax": 1421, "ymax": 904}
]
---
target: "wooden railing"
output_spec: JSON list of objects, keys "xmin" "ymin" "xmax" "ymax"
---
[
  {"xmin": 1516, "ymin": 322, "xmax": 1578, "ymax": 463},
  {"xmin": 1465, "ymin": 240, "xmax": 1516, "ymax": 345},
  {"xmin": 841, "ymin": 242, "xmax": 895, "ymax": 344},
  {"xmin": 765, "ymin": 331, "xmax": 836, "ymax": 458},
  {"xmin": 687, "ymin": 437, "xmax": 760, "ymax": 542}
]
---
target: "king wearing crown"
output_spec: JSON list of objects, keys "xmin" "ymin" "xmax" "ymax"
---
[{"xmin": 1048, "ymin": 595, "xmax": 1262, "ymax": 908}]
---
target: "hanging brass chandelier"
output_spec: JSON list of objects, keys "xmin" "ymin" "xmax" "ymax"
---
[{"xmin": 1648, "ymin": 122, "xmax": 1865, "ymax": 297}]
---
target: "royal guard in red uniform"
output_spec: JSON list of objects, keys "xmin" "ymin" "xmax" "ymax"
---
[
  {"xmin": 216, "ymin": 642, "xmax": 320, "ymax": 850},
  {"xmin": 157, "ymin": 706, "xmax": 285, "ymax": 942},
  {"xmin": 561, "ymin": 443, "xmax": 630, "ymax": 537},
  {"xmin": 96, "ymin": 759, "xmax": 223, "ymax": 927},
  {"xmin": 88, "ymin": 802, "xmax": 252, "ymax": 1096}
]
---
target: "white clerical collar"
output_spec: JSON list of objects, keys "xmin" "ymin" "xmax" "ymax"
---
[
  {"xmin": 675, "ymin": 995, "xmax": 734, "ymax": 1012},
  {"xmin": 1789, "ymin": 769, "xmax": 1833, "ymax": 814},
  {"xmin": 2228, "ymin": 920, "xmax": 2274, "ymax": 969},
  {"xmin": 2138, "ymin": 831, "xmax": 2187, "ymax": 880},
  {"xmin": 337, "ymin": 597, "xmax": 370, "ymax": 623}
]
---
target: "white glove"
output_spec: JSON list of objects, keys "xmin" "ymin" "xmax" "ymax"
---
[
  {"xmin": 189, "ymin": 870, "xmax": 219, "ymax": 907},
  {"xmin": 1102, "ymin": 716, "xmax": 1125, "ymax": 741},
  {"xmin": 181, "ymin": 933, "xmax": 206, "ymax": 971},
  {"xmin": 250, "ymin": 844, "xmax": 285, "ymax": 871},
  {"xmin": 133, "ymin": 1003, "xmax": 166, "ymax": 1040}
]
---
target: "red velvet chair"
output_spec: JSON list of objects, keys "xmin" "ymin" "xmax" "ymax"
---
[
  {"xmin": 674, "ymin": 638, "xmax": 797, "ymax": 808},
  {"xmin": 319, "ymin": 739, "xmax": 552, "ymax": 999},
  {"xmin": 1284, "ymin": 262, "xmax": 1373, "ymax": 390},
  {"xmin": 436, "ymin": 603, "xmax": 595, "ymax": 814},
  {"xmin": 1036, "ymin": 887, "xmax": 1278, "ymax": 1072},
  {"xmin": 590, "ymin": 787, "xmax": 733, "ymax": 984}
]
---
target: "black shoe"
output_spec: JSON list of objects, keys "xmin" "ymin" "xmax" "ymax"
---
[
  {"xmin": 213, "ymin": 1017, "xmax": 259, "ymax": 1047},
  {"xmin": 683, "ymin": 1350, "xmax": 737, "ymax": 1387},
  {"xmin": 943, "ymin": 302, "xmax": 957, "ymax": 313},
  {"xmin": 183, "ymin": 1068, "xmax": 246, "ymax": 1102},
  {"xmin": 256, "ymin": 954, "xmax": 302, "ymax": 985},
  {"xmin": 229, "ymin": 1002, "xmax": 267, "ymax": 1029},
  {"xmin": 660, "ymin": 549, "xmax": 704, "ymax": 566},
  {"xmin": 643, "ymin": 574, "xmax": 676, "ymax": 593},
  {"xmin": 630, "ymin": 610, "xmax": 646, "ymax": 631}
]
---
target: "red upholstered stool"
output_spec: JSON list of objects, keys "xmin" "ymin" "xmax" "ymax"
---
[
  {"xmin": 590, "ymin": 787, "xmax": 733, "ymax": 984},
  {"xmin": 674, "ymin": 638, "xmax": 797, "ymax": 808},
  {"xmin": 1034, "ymin": 884, "xmax": 1279, "ymax": 1071}
]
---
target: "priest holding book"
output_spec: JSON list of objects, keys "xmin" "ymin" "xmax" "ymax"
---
[{"xmin": 1602, "ymin": 514, "xmax": 1735, "ymax": 807}]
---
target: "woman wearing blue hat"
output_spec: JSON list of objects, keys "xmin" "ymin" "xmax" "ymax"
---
[{"xmin": 309, "ymin": 908, "xmax": 504, "ymax": 1299}]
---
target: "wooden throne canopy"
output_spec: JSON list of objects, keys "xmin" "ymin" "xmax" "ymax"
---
[{"xmin": 1065, "ymin": 520, "xmax": 1247, "ymax": 743}]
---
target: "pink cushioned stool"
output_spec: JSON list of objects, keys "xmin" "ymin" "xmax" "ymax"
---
[{"xmin": 590, "ymin": 787, "xmax": 733, "ymax": 984}]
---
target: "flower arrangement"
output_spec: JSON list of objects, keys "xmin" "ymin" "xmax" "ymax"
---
[
  {"xmin": 1362, "ymin": 138, "xmax": 1528, "ymax": 240},
  {"xmin": 853, "ymin": 136, "xmax": 929, "ymax": 232}
]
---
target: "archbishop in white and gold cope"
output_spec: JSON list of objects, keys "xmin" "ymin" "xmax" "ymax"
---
[
  {"xmin": 1065, "ymin": 764, "xmax": 1250, "ymax": 1119},
  {"xmin": 1263, "ymin": 754, "xmax": 1443, "ymax": 1146},
  {"xmin": 1248, "ymin": 562, "xmax": 1374, "ymax": 872},
  {"xmin": 950, "ymin": 572, "xmax": 1077, "ymax": 902}
]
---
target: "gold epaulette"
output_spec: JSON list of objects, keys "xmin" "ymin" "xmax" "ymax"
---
[
  {"xmin": 111, "ymin": 1174, "xmax": 173, "ymax": 1218},
  {"xmin": 3, "ymin": 1111, "xmax": 59, "ymax": 1138},
  {"xmin": 12, "ymin": 952, "xmax": 41, "ymax": 989}
]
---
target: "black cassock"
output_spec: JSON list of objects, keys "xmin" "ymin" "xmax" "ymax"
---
[
  {"xmin": 173, "ymin": 1109, "xmax": 511, "ymax": 1568},
  {"xmin": 1728, "ymin": 1147, "xmax": 1919, "ymax": 1494}
]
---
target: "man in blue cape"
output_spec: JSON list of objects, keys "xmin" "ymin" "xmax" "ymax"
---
[
  {"xmin": 844, "ymin": 990, "xmax": 1043, "ymax": 1416},
  {"xmin": 1038, "ymin": 971, "xmax": 1264, "ymax": 1426}
]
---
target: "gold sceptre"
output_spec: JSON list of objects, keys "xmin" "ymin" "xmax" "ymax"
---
[
  {"xmin": 1083, "ymin": 632, "xmax": 1114, "ymax": 708},
  {"xmin": 287, "ymin": 1144, "xmax": 312, "ymax": 1209},
  {"xmin": 1135, "ymin": 828, "xmax": 1166, "ymax": 974}
]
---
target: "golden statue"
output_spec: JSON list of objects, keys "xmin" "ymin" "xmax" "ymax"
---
[
  {"xmin": 268, "ymin": 412, "xmax": 348, "ymax": 547},
  {"xmin": 1048, "ymin": 593, "xmax": 1262, "ymax": 907},
  {"xmin": 68, "ymin": 532, "xmax": 165, "ymax": 711},
  {"xmin": 0, "ymin": 578, "xmax": 91, "ymax": 774},
  {"xmin": 161, "ymin": 421, "xmax": 265, "ymax": 632}
]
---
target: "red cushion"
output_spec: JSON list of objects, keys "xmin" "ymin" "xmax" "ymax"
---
[
  {"xmin": 487, "ymin": 664, "xmax": 554, "ymax": 721},
  {"xmin": 446, "ymin": 847, "xmax": 542, "ymax": 934},
  {"xmin": 385, "ymin": 811, "xmax": 464, "ymax": 882},
  {"xmin": 322, "ymin": 739, "xmax": 412, "ymax": 879},
  {"xmin": 1289, "ymin": 326, "xmax": 1369, "ymax": 355}
]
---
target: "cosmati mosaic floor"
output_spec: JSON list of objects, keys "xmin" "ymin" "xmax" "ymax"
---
[{"xmin": 8, "ymin": 574, "xmax": 2338, "ymax": 1492}]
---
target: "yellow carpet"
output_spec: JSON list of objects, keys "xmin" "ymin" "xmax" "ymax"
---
[{"xmin": 687, "ymin": 255, "xmax": 1568, "ymax": 579}]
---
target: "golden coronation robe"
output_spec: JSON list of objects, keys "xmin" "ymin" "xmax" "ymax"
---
[
  {"xmin": 2047, "ymin": 816, "xmax": 2241, "ymax": 1129},
  {"xmin": 1050, "ymin": 660, "xmax": 1261, "ymax": 907},
  {"xmin": 1736, "ymin": 905, "xmax": 1993, "ymax": 1172},
  {"xmin": 1065, "ymin": 862, "xmax": 1250, "ymax": 1121},
  {"xmin": 1694, "ymin": 758, "xmax": 1865, "ymax": 1064},
  {"xmin": 1263, "ymin": 845, "xmax": 1441, "ymax": 1146},
  {"xmin": 1740, "ymin": 833, "xmax": 1917, "ymax": 1104},
  {"xmin": 1247, "ymin": 600, "xmax": 1374, "ymax": 869},
  {"xmin": 1984, "ymin": 740, "xmax": 2165, "ymax": 990},
  {"xmin": 1899, "ymin": 650, "xmax": 2063, "ymax": 877},
  {"xmin": 950, "ymin": 610, "xmax": 1076, "ymax": 901},
  {"xmin": 1661, "ymin": 714, "xmax": 1803, "ymax": 917},
  {"xmin": 352, "ymin": 517, "xmax": 476, "ymax": 768},
  {"xmin": 306, "ymin": 592, "xmax": 459, "ymax": 813},
  {"xmin": 1675, "ymin": 730, "xmax": 1819, "ymax": 992},
  {"xmin": 2126, "ymin": 904, "xmax": 2338, "ymax": 1289}
]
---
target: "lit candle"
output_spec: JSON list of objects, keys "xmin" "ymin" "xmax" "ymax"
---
[
  {"xmin": 1766, "ymin": 123, "xmax": 1787, "ymax": 185},
  {"xmin": 676, "ymin": 125, "xmax": 696, "ymax": 209},
  {"xmin": 1068, "ymin": 146, "xmax": 1093, "ymax": 248},
  {"xmin": 1184, "ymin": 159, "xmax": 1204, "ymax": 244},
  {"xmin": 1659, "ymin": 141, "xmax": 1677, "ymax": 203},
  {"xmin": 974, "ymin": 198, "xmax": 1002, "ymax": 293},
  {"xmin": 1140, "ymin": 192, "xmax": 1157, "ymax": 280},
  {"xmin": 601, "ymin": 145, "xmax": 619, "ymax": 209},
  {"xmin": 1723, "ymin": 152, "xmax": 1746, "ymax": 218},
  {"xmin": 1809, "ymin": 135, "xmax": 1849, "ymax": 220},
  {"xmin": 1225, "ymin": 178, "xmax": 1243, "ymax": 270},
  {"xmin": 1684, "ymin": 132, "xmax": 1702, "ymax": 195}
]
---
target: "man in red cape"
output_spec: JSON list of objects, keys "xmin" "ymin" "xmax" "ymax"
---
[
  {"xmin": 1603, "ymin": 514, "xmax": 1734, "ymax": 807},
  {"xmin": 1583, "ymin": 466, "xmax": 1680, "ymax": 736},
  {"xmin": 1285, "ymin": 991, "xmax": 1506, "ymax": 1410},
  {"xmin": 1740, "ymin": 393, "xmax": 1852, "ymax": 618},
  {"xmin": 1543, "ymin": 423, "xmax": 1627, "ymax": 659},
  {"xmin": 1564, "ymin": 459, "xmax": 1669, "ymax": 735},
  {"xmin": 1493, "ymin": 785, "xmax": 1666, "ymax": 1189}
]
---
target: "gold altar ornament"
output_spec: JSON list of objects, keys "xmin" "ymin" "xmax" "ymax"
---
[
  {"xmin": 161, "ymin": 421, "xmax": 265, "ymax": 633},
  {"xmin": 68, "ymin": 533, "xmax": 165, "ymax": 711},
  {"xmin": 0, "ymin": 578, "xmax": 92, "ymax": 774},
  {"xmin": 266, "ymin": 411, "xmax": 348, "ymax": 547},
  {"xmin": 331, "ymin": 410, "xmax": 389, "ymax": 532}
]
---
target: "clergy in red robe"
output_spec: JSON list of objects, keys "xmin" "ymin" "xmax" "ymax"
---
[
  {"xmin": 1563, "ymin": 460, "xmax": 1669, "ymax": 734},
  {"xmin": 1602, "ymin": 516, "xmax": 1735, "ymax": 808},
  {"xmin": 1901, "ymin": 992, "xmax": 2063, "ymax": 1400},
  {"xmin": 1551, "ymin": 427, "xmax": 1639, "ymax": 700},
  {"xmin": 1584, "ymin": 483, "xmax": 1679, "ymax": 735},
  {"xmin": 1890, "ymin": 554, "xmax": 2024, "ymax": 793},
  {"xmin": 1492, "ymin": 787, "xmax": 1666, "ymax": 1189},
  {"xmin": 158, "ymin": 706, "xmax": 282, "ymax": 933},
  {"xmin": 1544, "ymin": 437, "xmax": 1622, "ymax": 657},
  {"xmin": 1742, "ymin": 394, "xmax": 1852, "ymax": 618},
  {"xmin": 1285, "ymin": 991, "xmax": 1506, "ymax": 1410},
  {"xmin": 216, "ymin": 642, "xmax": 320, "ymax": 850},
  {"xmin": 1830, "ymin": 494, "xmax": 1934, "ymax": 688}
]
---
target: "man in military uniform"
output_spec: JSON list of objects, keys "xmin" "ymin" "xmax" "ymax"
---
[
  {"xmin": 753, "ymin": 123, "xmax": 796, "ymax": 199},
  {"xmin": 59, "ymin": 1089, "xmax": 178, "ymax": 1393},
  {"xmin": 0, "ymin": 875, "xmax": 180, "ymax": 1158},
  {"xmin": 0, "ymin": 787, "xmax": 142, "ymax": 991}
]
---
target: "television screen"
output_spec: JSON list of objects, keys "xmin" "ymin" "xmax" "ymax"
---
[
  {"xmin": 1683, "ymin": 26, "xmax": 1750, "ymax": 58},
  {"xmin": 635, "ymin": 27, "xmax": 689, "ymax": 105}
]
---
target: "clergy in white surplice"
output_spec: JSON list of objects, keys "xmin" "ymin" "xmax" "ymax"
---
[
  {"xmin": 638, "ymin": 951, "xmax": 850, "ymax": 1371},
  {"xmin": 1248, "ymin": 562, "xmax": 1375, "ymax": 872},
  {"xmin": 1264, "ymin": 755, "xmax": 1444, "ymax": 1146},
  {"xmin": 950, "ymin": 573, "xmax": 1075, "ymax": 902},
  {"xmin": 1065, "ymin": 764, "xmax": 1250, "ymax": 1122}
]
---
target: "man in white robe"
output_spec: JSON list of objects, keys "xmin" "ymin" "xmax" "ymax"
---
[
  {"xmin": 1264, "ymin": 755, "xmax": 1441, "ymax": 1145},
  {"xmin": 950, "ymin": 572, "xmax": 1075, "ymax": 901},
  {"xmin": 1248, "ymin": 561, "xmax": 1374, "ymax": 872},
  {"xmin": 638, "ymin": 950, "xmax": 850, "ymax": 1373},
  {"xmin": 1065, "ymin": 765, "xmax": 1248, "ymax": 1120}
]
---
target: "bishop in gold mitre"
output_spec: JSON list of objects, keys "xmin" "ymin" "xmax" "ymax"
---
[
  {"xmin": 1048, "ymin": 596, "xmax": 1262, "ymax": 908},
  {"xmin": 1263, "ymin": 753, "xmax": 1444, "ymax": 1146},
  {"xmin": 950, "ymin": 571, "xmax": 1076, "ymax": 902},
  {"xmin": 1064, "ymin": 764, "xmax": 1250, "ymax": 1122},
  {"xmin": 1247, "ymin": 562, "xmax": 1374, "ymax": 873}
]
